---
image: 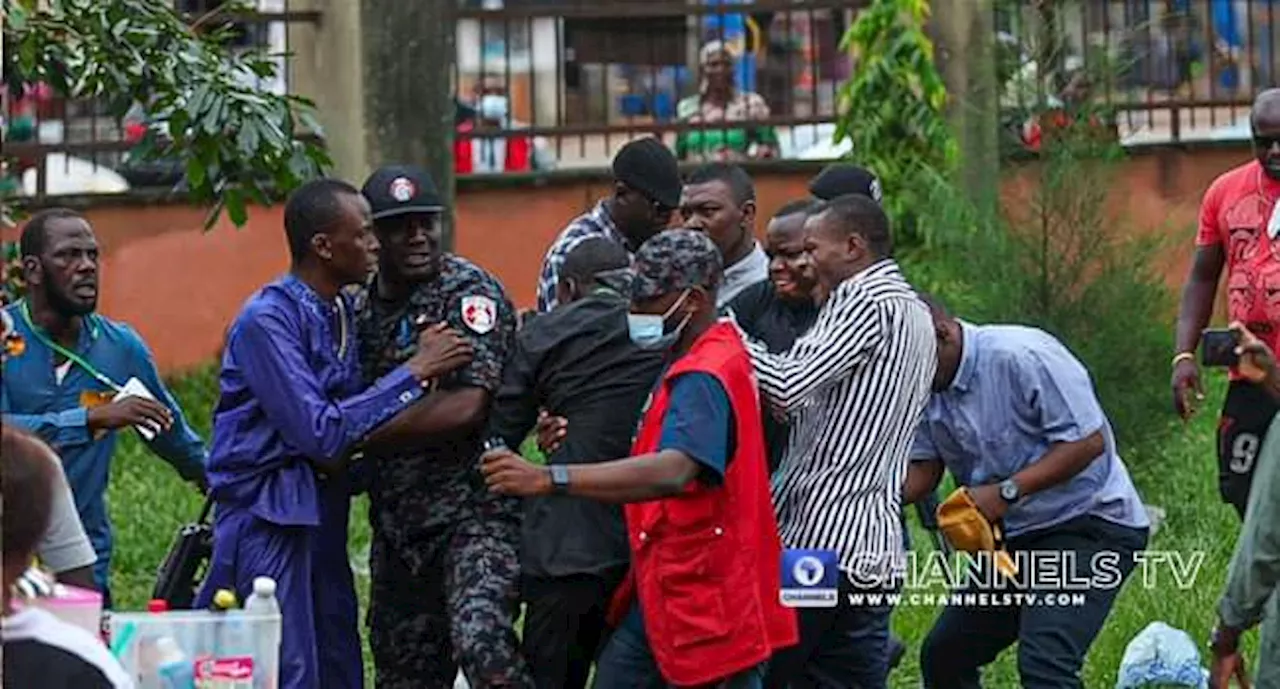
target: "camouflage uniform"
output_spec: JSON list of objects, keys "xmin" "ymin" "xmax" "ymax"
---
[{"xmin": 356, "ymin": 254, "xmax": 529, "ymax": 689}]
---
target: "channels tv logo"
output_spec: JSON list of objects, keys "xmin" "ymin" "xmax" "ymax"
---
[{"xmin": 780, "ymin": 548, "xmax": 838, "ymax": 608}]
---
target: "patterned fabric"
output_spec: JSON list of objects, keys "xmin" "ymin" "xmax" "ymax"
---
[
  {"xmin": 356, "ymin": 254, "xmax": 528, "ymax": 689},
  {"xmin": 535, "ymin": 201, "xmax": 630, "ymax": 313},
  {"xmin": 632, "ymin": 228, "xmax": 724, "ymax": 300},
  {"xmin": 675, "ymin": 90, "xmax": 778, "ymax": 163},
  {"xmin": 743, "ymin": 260, "xmax": 937, "ymax": 582},
  {"xmin": 1196, "ymin": 160, "xmax": 1280, "ymax": 380},
  {"xmin": 367, "ymin": 480, "xmax": 527, "ymax": 689}
]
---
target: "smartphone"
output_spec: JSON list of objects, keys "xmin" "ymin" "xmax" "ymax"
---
[{"xmin": 1201, "ymin": 328, "xmax": 1240, "ymax": 367}]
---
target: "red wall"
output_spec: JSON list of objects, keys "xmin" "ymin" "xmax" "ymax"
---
[{"xmin": 1, "ymin": 147, "xmax": 1247, "ymax": 373}]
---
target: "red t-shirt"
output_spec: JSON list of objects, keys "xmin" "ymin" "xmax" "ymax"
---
[{"xmin": 1197, "ymin": 160, "xmax": 1280, "ymax": 378}]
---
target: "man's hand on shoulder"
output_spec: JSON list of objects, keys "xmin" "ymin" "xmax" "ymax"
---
[{"xmin": 406, "ymin": 322, "xmax": 474, "ymax": 382}]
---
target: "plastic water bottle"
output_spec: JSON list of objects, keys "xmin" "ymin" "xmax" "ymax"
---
[
  {"xmin": 138, "ymin": 599, "xmax": 171, "ymax": 688},
  {"xmin": 243, "ymin": 577, "xmax": 281, "ymax": 689},
  {"xmin": 243, "ymin": 577, "xmax": 279, "ymax": 617},
  {"xmin": 154, "ymin": 637, "xmax": 195, "ymax": 689}
]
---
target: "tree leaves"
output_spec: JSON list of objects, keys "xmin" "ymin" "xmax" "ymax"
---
[
  {"xmin": 2, "ymin": 0, "xmax": 332, "ymax": 229},
  {"xmin": 835, "ymin": 0, "xmax": 958, "ymax": 252}
]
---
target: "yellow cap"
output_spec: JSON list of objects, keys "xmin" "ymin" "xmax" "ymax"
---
[
  {"xmin": 937, "ymin": 487, "xmax": 1019, "ymax": 578},
  {"xmin": 212, "ymin": 589, "xmax": 238, "ymax": 610}
]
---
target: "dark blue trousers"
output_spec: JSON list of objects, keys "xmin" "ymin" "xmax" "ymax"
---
[{"xmin": 920, "ymin": 515, "xmax": 1149, "ymax": 689}]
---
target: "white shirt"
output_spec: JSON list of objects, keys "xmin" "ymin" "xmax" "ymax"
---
[
  {"xmin": 3, "ymin": 606, "xmax": 134, "ymax": 688},
  {"xmin": 745, "ymin": 260, "xmax": 937, "ymax": 583},
  {"xmin": 719, "ymin": 242, "xmax": 769, "ymax": 308}
]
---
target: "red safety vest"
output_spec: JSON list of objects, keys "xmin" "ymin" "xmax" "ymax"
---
[
  {"xmin": 454, "ymin": 121, "xmax": 532, "ymax": 174},
  {"xmin": 606, "ymin": 321, "xmax": 799, "ymax": 686}
]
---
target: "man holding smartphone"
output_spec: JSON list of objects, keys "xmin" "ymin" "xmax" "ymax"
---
[
  {"xmin": 1207, "ymin": 323, "xmax": 1280, "ymax": 689},
  {"xmin": 1173, "ymin": 87, "xmax": 1280, "ymax": 519}
]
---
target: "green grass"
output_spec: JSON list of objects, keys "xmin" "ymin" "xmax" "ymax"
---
[{"xmin": 109, "ymin": 367, "xmax": 1260, "ymax": 687}]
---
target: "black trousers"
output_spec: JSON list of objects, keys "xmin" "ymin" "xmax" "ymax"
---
[
  {"xmin": 1218, "ymin": 380, "xmax": 1280, "ymax": 519},
  {"xmin": 522, "ymin": 567, "xmax": 627, "ymax": 689},
  {"xmin": 764, "ymin": 579, "xmax": 897, "ymax": 689},
  {"xmin": 919, "ymin": 515, "xmax": 1149, "ymax": 689}
]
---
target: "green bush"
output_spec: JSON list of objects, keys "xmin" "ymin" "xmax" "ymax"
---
[{"xmin": 901, "ymin": 127, "xmax": 1175, "ymax": 451}]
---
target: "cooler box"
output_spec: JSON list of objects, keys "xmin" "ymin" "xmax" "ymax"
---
[
  {"xmin": 107, "ymin": 609, "xmax": 282, "ymax": 689},
  {"xmin": 20, "ymin": 584, "xmax": 103, "ymax": 638}
]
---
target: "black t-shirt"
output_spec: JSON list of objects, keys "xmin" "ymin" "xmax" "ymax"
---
[
  {"xmin": 487, "ymin": 291, "xmax": 667, "ymax": 578},
  {"xmin": 725, "ymin": 279, "xmax": 819, "ymax": 471}
]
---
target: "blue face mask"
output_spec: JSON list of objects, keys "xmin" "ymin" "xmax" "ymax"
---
[{"xmin": 628, "ymin": 289, "xmax": 692, "ymax": 349}]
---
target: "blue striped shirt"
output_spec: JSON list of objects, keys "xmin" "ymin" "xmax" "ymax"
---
[{"xmin": 536, "ymin": 201, "xmax": 631, "ymax": 313}]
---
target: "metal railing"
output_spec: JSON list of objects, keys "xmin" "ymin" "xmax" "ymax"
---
[
  {"xmin": 11, "ymin": 0, "xmax": 1280, "ymax": 199},
  {"xmin": 997, "ymin": 0, "xmax": 1280, "ymax": 149},
  {"xmin": 2, "ymin": 0, "xmax": 316, "ymax": 200},
  {"xmin": 453, "ymin": 0, "xmax": 860, "ymax": 173}
]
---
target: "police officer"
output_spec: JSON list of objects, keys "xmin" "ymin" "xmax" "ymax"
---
[{"xmin": 355, "ymin": 164, "xmax": 531, "ymax": 689}]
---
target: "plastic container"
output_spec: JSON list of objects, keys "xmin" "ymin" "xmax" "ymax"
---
[
  {"xmin": 24, "ymin": 583, "xmax": 103, "ymax": 637},
  {"xmin": 108, "ymin": 608, "xmax": 281, "ymax": 689}
]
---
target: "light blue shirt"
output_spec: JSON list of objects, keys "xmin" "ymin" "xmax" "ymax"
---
[{"xmin": 910, "ymin": 322, "xmax": 1149, "ymax": 538}]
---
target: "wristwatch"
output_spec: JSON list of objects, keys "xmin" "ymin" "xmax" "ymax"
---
[
  {"xmin": 998, "ymin": 478, "xmax": 1022, "ymax": 503},
  {"xmin": 549, "ymin": 464, "xmax": 571, "ymax": 495}
]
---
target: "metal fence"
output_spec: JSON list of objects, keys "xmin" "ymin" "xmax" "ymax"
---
[
  {"xmin": 453, "ymin": 0, "xmax": 860, "ymax": 172},
  {"xmin": 2, "ymin": 0, "xmax": 316, "ymax": 200},
  {"xmin": 996, "ymin": 0, "xmax": 1280, "ymax": 148},
  {"xmin": 9, "ymin": 0, "xmax": 1280, "ymax": 199}
]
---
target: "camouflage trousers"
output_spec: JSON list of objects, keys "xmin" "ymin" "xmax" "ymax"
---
[{"xmin": 367, "ymin": 499, "xmax": 531, "ymax": 689}]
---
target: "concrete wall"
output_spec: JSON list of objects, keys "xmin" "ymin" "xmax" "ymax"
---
[{"xmin": 2, "ymin": 146, "xmax": 1252, "ymax": 373}]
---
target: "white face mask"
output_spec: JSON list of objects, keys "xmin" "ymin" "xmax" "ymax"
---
[{"xmin": 479, "ymin": 94, "xmax": 509, "ymax": 122}]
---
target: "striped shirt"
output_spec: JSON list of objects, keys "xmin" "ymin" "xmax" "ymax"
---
[
  {"xmin": 744, "ymin": 259, "xmax": 936, "ymax": 583},
  {"xmin": 536, "ymin": 200, "xmax": 631, "ymax": 313}
]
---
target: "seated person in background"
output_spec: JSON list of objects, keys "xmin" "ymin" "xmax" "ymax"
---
[
  {"xmin": 677, "ymin": 41, "xmax": 778, "ymax": 163},
  {"xmin": 1, "ymin": 426, "xmax": 132, "ymax": 689},
  {"xmin": 1207, "ymin": 322, "xmax": 1280, "ymax": 689},
  {"xmin": 455, "ymin": 77, "xmax": 539, "ymax": 175}
]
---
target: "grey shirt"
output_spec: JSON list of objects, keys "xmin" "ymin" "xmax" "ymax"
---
[
  {"xmin": 1218, "ymin": 412, "xmax": 1280, "ymax": 686},
  {"xmin": 37, "ymin": 466, "xmax": 96, "ymax": 574}
]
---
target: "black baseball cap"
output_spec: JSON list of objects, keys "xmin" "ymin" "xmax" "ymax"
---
[
  {"xmin": 361, "ymin": 164, "xmax": 445, "ymax": 221},
  {"xmin": 809, "ymin": 164, "xmax": 883, "ymax": 204}
]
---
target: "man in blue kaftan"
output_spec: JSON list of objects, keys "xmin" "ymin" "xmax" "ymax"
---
[{"xmin": 195, "ymin": 179, "xmax": 474, "ymax": 689}]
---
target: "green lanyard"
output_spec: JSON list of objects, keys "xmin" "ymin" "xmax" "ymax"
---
[{"xmin": 19, "ymin": 301, "xmax": 122, "ymax": 392}]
